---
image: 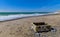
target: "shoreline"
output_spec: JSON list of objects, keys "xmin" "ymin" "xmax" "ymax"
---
[{"xmin": 0, "ymin": 13, "xmax": 60, "ymax": 22}]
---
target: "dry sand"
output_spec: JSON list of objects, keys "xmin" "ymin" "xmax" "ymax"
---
[{"xmin": 0, "ymin": 14, "xmax": 60, "ymax": 37}]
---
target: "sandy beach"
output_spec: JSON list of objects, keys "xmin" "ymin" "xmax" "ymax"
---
[{"xmin": 0, "ymin": 14, "xmax": 60, "ymax": 37}]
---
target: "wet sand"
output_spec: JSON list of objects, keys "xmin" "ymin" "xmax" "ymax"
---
[{"xmin": 0, "ymin": 14, "xmax": 60, "ymax": 37}]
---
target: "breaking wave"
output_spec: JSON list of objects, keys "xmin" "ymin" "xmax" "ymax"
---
[{"xmin": 0, "ymin": 12, "xmax": 59, "ymax": 21}]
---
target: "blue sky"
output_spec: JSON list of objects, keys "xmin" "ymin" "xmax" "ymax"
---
[{"xmin": 0, "ymin": 0, "xmax": 60, "ymax": 12}]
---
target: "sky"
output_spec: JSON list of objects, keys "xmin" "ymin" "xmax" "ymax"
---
[{"xmin": 0, "ymin": 0, "xmax": 60, "ymax": 12}]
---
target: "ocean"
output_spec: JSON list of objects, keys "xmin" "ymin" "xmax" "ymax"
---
[
  {"xmin": 0, "ymin": 12, "xmax": 51, "ymax": 15},
  {"xmin": 0, "ymin": 12, "xmax": 58, "ymax": 21}
]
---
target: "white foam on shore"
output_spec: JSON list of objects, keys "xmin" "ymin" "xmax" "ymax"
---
[
  {"xmin": 0, "ymin": 14, "xmax": 44, "ymax": 21},
  {"xmin": 0, "ymin": 12, "xmax": 59, "ymax": 21}
]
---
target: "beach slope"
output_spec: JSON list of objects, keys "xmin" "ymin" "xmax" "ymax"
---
[{"xmin": 0, "ymin": 14, "xmax": 60, "ymax": 37}]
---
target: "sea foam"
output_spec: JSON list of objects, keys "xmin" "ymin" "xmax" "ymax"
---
[{"xmin": 0, "ymin": 12, "xmax": 59, "ymax": 21}]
